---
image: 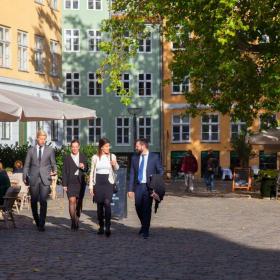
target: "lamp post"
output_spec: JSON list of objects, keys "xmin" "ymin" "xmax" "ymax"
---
[{"xmin": 127, "ymin": 107, "xmax": 142, "ymax": 146}]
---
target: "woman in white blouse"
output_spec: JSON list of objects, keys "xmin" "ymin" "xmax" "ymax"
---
[{"xmin": 89, "ymin": 138, "xmax": 119, "ymax": 237}]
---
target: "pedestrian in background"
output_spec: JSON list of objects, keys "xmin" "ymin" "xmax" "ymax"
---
[
  {"xmin": 180, "ymin": 150, "xmax": 198, "ymax": 192},
  {"xmin": 204, "ymin": 150, "xmax": 218, "ymax": 192},
  {"xmin": 89, "ymin": 138, "xmax": 119, "ymax": 237},
  {"xmin": 62, "ymin": 139, "xmax": 88, "ymax": 231}
]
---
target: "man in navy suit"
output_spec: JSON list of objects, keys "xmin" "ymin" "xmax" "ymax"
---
[{"xmin": 128, "ymin": 138, "xmax": 164, "ymax": 239}]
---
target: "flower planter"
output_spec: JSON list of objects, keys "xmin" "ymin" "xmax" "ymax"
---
[{"xmin": 260, "ymin": 178, "xmax": 276, "ymax": 198}]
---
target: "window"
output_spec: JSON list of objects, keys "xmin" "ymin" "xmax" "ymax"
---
[
  {"xmin": 88, "ymin": 118, "xmax": 102, "ymax": 144},
  {"xmin": 138, "ymin": 73, "xmax": 152, "ymax": 96},
  {"xmin": 65, "ymin": 72, "xmax": 80, "ymax": 95},
  {"xmin": 172, "ymin": 76, "xmax": 189, "ymax": 94},
  {"xmin": 260, "ymin": 114, "xmax": 277, "ymax": 130},
  {"xmin": 50, "ymin": 40, "xmax": 59, "ymax": 76},
  {"xmin": 51, "ymin": 120, "xmax": 59, "ymax": 141},
  {"xmin": 18, "ymin": 31, "xmax": 28, "ymax": 71},
  {"xmin": 65, "ymin": 0, "xmax": 79, "ymax": 9},
  {"xmin": 64, "ymin": 29, "xmax": 80, "ymax": 52},
  {"xmin": 138, "ymin": 117, "xmax": 152, "ymax": 143},
  {"xmin": 231, "ymin": 120, "xmax": 247, "ymax": 139},
  {"xmin": 87, "ymin": 30, "xmax": 101, "ymax": 52},
  {"xmin": 201, "ymin": 114, "xmax": 220, "ymax": 142},
  {"xmin": 259, "ymin": 151, "xmax": 277, "ymax": 170},
  {"xmin": 172, "ymin": 115, "xmax": 190, "ymax": 143},
  {"xmin": 51, "ymin": 0, "xmax": 58, "ymax": 9},
  {"xmin": 34, "ymin": 36, "xmax": 44, "ymax": 73},
  {"xmin": 88, "ymin": 0, "xmax": 102, "ymax": 10},
  {"xmin": 0, "ymin": 26, "xmax": 10, "ymax": 68},
  {"xmin": 138, "ymin": 31, "xmax": 151, "ymax": 53},
  {"xmin": 116, "ymin": 117, "xmax": 130, "ymax": 145},
  {"xmin": 116, "ymin": 73, "xmax": 130, "ymax": 96},
  {"xmin": 88, "ymin": 72, "xmax": 102, "ymax": 96},
  {"xmin": 65, "ymin": 120, "xmax": 79, "ymax": 143},
  {"xmin": 0, "ymin": 122, "xmax": 11, "ymax": 140}
]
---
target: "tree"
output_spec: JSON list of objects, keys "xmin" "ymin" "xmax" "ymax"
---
[{"xmin": 99, "ymin": 0, "xmax": 280, "ymax": 125}]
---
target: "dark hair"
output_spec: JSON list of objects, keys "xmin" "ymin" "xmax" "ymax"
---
[
  {"xmin": 98, "ymin": 137, "xmax": 110, "ymax": 158},
  {"xmin": 135, "ymin": 138, "xmax": 149, "ymax": 148},
  {"xmin": 70, "ymin": 139, "xmax": 80, "ymax": 146}
]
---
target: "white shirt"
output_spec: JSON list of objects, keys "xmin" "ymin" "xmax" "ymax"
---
[
  {"xmin": 71, "ymin": 153, "xmax": 79, "ymax": 175},
  {"xmin": 96, "ymin": 155, "xmax": 111, "ymax": 175},
  {"xmin": 36, "ymin": 145, "xmax": 45, "ymax": 159},
  {"xmin": 139, "ymin": 152, "xmax": 149, "ymax": 183}
]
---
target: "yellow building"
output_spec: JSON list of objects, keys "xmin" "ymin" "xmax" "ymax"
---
[
  {"xmin": 162, "ymin": 40, "xmax": 280, "ymax": 178},
  {"xmin": 0, "ymin": 0, "xmax": 62, "ymax": 145}
]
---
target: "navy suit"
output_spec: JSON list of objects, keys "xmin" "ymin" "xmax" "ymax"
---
[{"xmin": 129, "ymin": 152, "xmax": 164, "ymax": 235}]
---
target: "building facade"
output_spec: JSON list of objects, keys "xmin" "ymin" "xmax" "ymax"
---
[
  {"xmin": 0, "ymin": 0, "xmax": 63, "ymax": 146},
  {"xmin": 62, "ymin": 0, "xmax": 162, "ymax": 159},
  {"xmin": 162, "ymin": 40, "xmax": 280, "ymax": 178}
]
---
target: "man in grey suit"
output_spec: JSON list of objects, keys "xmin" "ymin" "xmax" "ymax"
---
[{"xmin": 23, "ymin": 130, "xmax": 57, "ymax": 231}]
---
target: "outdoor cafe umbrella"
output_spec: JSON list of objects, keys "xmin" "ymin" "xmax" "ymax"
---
[
  {"xmin": 248, "ymin": 128, "xmax": 280, "ymax": 152},
  {"xmin": 0, "ymin": 89, "xmax": 96, "ymax": 121}
]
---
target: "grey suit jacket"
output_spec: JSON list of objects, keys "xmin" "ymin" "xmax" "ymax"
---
[{"xmin": 23, "ymin": 145, "xmax": 57, "ymax": 186}]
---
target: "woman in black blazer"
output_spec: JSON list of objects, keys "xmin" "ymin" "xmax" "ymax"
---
[{"xmin": 62, "ymin": 139, "xmax": 88, "ymax": 230}]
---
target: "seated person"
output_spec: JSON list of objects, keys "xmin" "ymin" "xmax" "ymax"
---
[
  {"xmin": 13, "ymin": 160, "xmax": 24, "ymax": 173},
  {"xmin": 0, "ymin": 160, "xmax": 11, "ymax": 205}
]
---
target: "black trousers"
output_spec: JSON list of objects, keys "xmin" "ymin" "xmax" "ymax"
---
[
  {"xmin": 134, "ymin": 183, "xmax": 153, "ymax": 234},
  {"xmin": 29, "ymin": 177, "xmax": 50, "ymax": 227}
]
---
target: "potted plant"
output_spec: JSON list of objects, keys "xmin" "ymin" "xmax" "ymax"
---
[{"xmin": 257, "ymin": 169, "xmax": 279, "ymax": 199}]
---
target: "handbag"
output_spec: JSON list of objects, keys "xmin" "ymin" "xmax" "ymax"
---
[{"xmin": 110, "ymin": 153, "xmax": 118, "ymax": 194}]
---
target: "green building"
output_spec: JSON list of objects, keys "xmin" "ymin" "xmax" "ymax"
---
[{"xmin": 62, "ymin": 0, "xmax": 162, "ymax": 159}]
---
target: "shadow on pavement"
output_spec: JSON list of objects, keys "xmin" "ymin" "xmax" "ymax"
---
[{"xmin": 0, "ymin": 211, "xmax": 280, "ymax": 280}]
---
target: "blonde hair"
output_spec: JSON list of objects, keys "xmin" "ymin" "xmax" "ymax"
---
[
  {"xmin": 0, "ymin": 162, "xmax": 3, "ymax": 170},
  {"xmin": 36, "ymin": 129, "xmax": 47, "ymax": 138}
]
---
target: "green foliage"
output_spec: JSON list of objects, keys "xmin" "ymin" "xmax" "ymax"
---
[
  {"xmin": 258, "ymin": 169, "xmax": 279, "ymax": 180},
  {"xmin": 100, "ymin": 0, "xmax": 280, "ymax": 125},
  {"xmin": 0, "ymin": 144, "xmax": 30, "ymax": 169},
  {"xmin": 231, "ymin": 133, "xmax": 254, "ymax": 167}
]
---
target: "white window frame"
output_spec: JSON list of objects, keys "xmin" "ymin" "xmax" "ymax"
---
[
  {"xmin": 138, "ymin": 73, "xmax": 152, "ymax": 97},
  {"xmin": 230, "ymin": 120, "xmax": 247, "ymax": 139},
  {"xmin": 64, "ymin": 0, "xmax": 79, "ymax": 9},
  {"xmin": 64, "ymin": 29, "xmax": 80, "ymax": 52},
  {"xmin": 171, "ymin": 114, "xmax": 190, "ymax": 143},
  {"xmin": 172, "ymin": 76, "xmax": 189, "ymax": 95},
  {"xmin": 51, "ymin": 0, "xmax": 58, "ymax": 10},
  {"xmin": 88, "ymin": 72, "xmax": 103, "ymax": 96},
  {"xmin": 115, "ymin": 116, "xmax": 130, "ymax": 146},
  {"xmin": 137, "ymin": 116, "xmax": 152, "ymax": 144},
  {"xmin": 201, "ymin": 114, "xmax": 220, "ymax": 142},
  {"xmin": 0, "ymin": 122, "xmax": 11, "ymax": 140},
  {"xmin": 88, "ymin": 118, "xmax": 103, "ymax": 144},
  {"xmin": 87, "ymin": 0, "xmax": 102, "ymax": 10},
  {"xmin": 87, "ymin": 30, "xmax": 101, "ymax": 52},
  {"xmin": 18, "ymin": 31, "xmax": 28, "ymax": 71},
  {"xmin": 50, "ymin": 40, "xmax": 59, "ymax": 76},
  {"xmin": 65, "ymin": 119, "xmax": 79, "ymax": 143},
  {"xmin": 138, "ymin": 30, "xmax": 152, "ymax": 53},
  {"xmin": 116, "ymin": 73, "xmax": 130, "ymax": 97},
  {"xmin": 65, "ymin": 72, "xmax": 80, "ymax": 96},
  {"xmin": 0, "ymin": 26, "xmax": 10, "ymax": 68},
  {"xmin": 34, "ymin": 35, "xmax": 44, "ymax": 73}
]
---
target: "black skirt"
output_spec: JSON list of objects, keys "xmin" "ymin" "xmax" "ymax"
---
[
  {"xmin": 66, "ymin": 175, "xmax": 86, "ymax": 199},
  {"xmin": 94, "ymin": 174, "xmax": 113, "ymax": 203}
]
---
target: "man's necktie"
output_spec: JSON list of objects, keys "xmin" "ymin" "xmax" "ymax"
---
[
  {"xmin": 38, "ymin": 146, "xmax": 42, "ymax": 163},
  {"xmin": 138, "ymin": 155, "xmax": 145, "ymax": 183}
]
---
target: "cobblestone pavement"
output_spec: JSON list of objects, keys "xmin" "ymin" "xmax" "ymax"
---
[{"xmin": 1, "ymin": 181, "xmax": 280, "ymax": 280}]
